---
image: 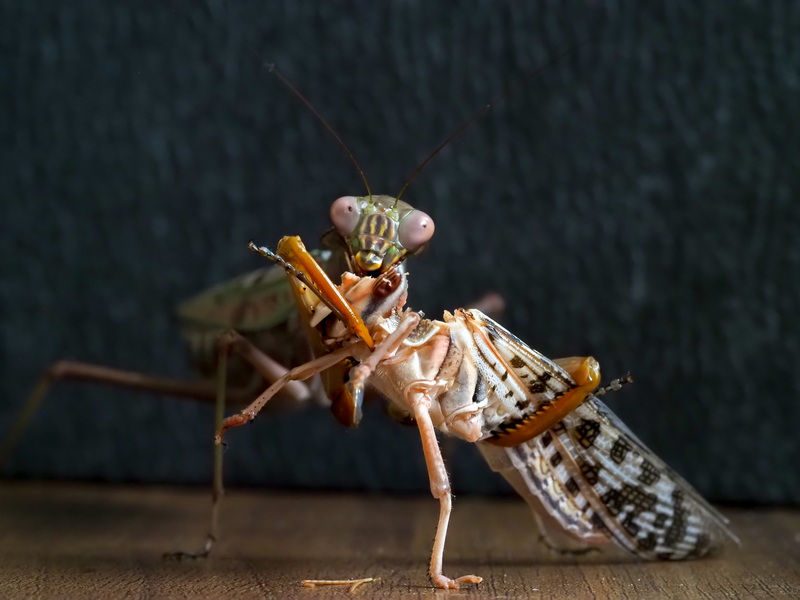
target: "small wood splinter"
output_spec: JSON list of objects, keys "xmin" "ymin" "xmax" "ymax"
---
[{"xmin": 301, "ymin": 577, "xmax": 379, "ymax": 593}]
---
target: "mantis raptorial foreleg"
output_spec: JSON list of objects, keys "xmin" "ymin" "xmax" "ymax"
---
[
  {"xmin": 215, "ymin": 302, "xmax": 420, "ymax": 442},
  {"xmin": 215, "ymin": 344, "xmax": 365, "ymax": 442}
]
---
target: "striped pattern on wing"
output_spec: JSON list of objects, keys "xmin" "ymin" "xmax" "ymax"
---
[{"xmin": 459, "ymin": 309, "xmax": 576, "ymax": 434}]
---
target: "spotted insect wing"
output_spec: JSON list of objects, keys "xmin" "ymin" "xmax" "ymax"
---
[{"xmin": 475, "ymin": 315, "xmax": 737, "ymax": 559}]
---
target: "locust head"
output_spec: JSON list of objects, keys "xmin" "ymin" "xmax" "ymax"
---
[
  {"xmin": 330, "ymin": 195, "xmax": 434, "ymax": 274},
  {"xmin": 337, "ymin": 267, "xmax": 409, "ymax": 328},
  {"xmin": 305, "ymin": 267, "xmax": 408, "ymax": 346}
]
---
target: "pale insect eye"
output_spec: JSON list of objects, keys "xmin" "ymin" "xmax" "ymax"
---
[
  {"xmin": 330, "ymin": 196, "xmax": 361, "ymax": 236},
  {"xmin": 398, "ymin": 210, "xmax": 435, "ymax": 252}
]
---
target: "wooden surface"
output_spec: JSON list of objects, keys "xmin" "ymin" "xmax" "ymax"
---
[{"xmin": 0, "ymin": 482, "xmax": 798, "ymax": 599}]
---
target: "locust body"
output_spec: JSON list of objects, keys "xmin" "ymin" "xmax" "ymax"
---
[{"xmin": 220, "ymin": 236, "xmax": 737, "ymax": 590}]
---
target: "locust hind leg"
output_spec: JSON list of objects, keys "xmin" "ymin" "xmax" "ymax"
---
[
  {"xmin": 534, "ymin": 356, "xmax": 629, "ymax": 557},
  {"xmin": 552, "ymin": 357, "xmax": 632, "ymax": 399},
  {"xmin": 165, "ymin": 329, "xmax": 328, "ymax": 561}
]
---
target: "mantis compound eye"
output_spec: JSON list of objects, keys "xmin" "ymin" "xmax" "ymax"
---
[
  {"xmin": 330, "ymin": 196, "xmax": 361, "ymax": 237},
  {"xmin": 398, "ymin": 209, "xmax": 435, "ymax": 253}
]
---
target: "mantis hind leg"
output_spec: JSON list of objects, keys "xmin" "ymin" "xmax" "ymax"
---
[
  {"xmin": 0, "ymin": 360, "xmax": 256, "ymax": 469},
  {"xmin": 164, "ymin": 340, "xmax": 231, "ymax": 560},
  {"xmin": 466, "ymin": 292, "xmax": 505, "ymax": 319},
  {"xmin": 165, "ymin": 329, "xmax": 328, "ymax": 561}
]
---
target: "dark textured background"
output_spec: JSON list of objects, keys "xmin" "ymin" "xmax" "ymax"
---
[{"xmin": 2, "ymin": 1, "xmax": 798, "ymax": 504}]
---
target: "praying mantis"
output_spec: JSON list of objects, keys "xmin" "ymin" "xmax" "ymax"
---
[
  {"xmin": 0, "ymin": 61, "xmax": 503, "ymax": 558},
  {"xmin": 0, "ymin": 193, "xmax": 447, "ymax": 560}
]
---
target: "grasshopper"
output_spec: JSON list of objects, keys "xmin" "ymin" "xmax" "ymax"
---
[{"xmin": 216, "ymin": 236, "xmax": 737, "ymax": 590}]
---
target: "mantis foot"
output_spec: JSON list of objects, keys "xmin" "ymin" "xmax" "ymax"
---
[
  {"xmin": 163, "ymin": 536, "xmax": 214, "ymax": 561},
  {"xmin": 215, "ymin": 412, "xmax": 252, "ymax": 444}
]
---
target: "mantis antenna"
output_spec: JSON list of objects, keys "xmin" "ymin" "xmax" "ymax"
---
[
  {"xmin": 240, "ymin": 42, "xmax": 373, "ymax": 201},
  {"xmin": 394, "ymin": 46, "xmax": 576, "ymax": 206}
]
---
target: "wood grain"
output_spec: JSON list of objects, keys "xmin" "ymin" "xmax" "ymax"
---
[{"xmin": 0, "ymin": 482, "xmax": 797, "ymax": 599}]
